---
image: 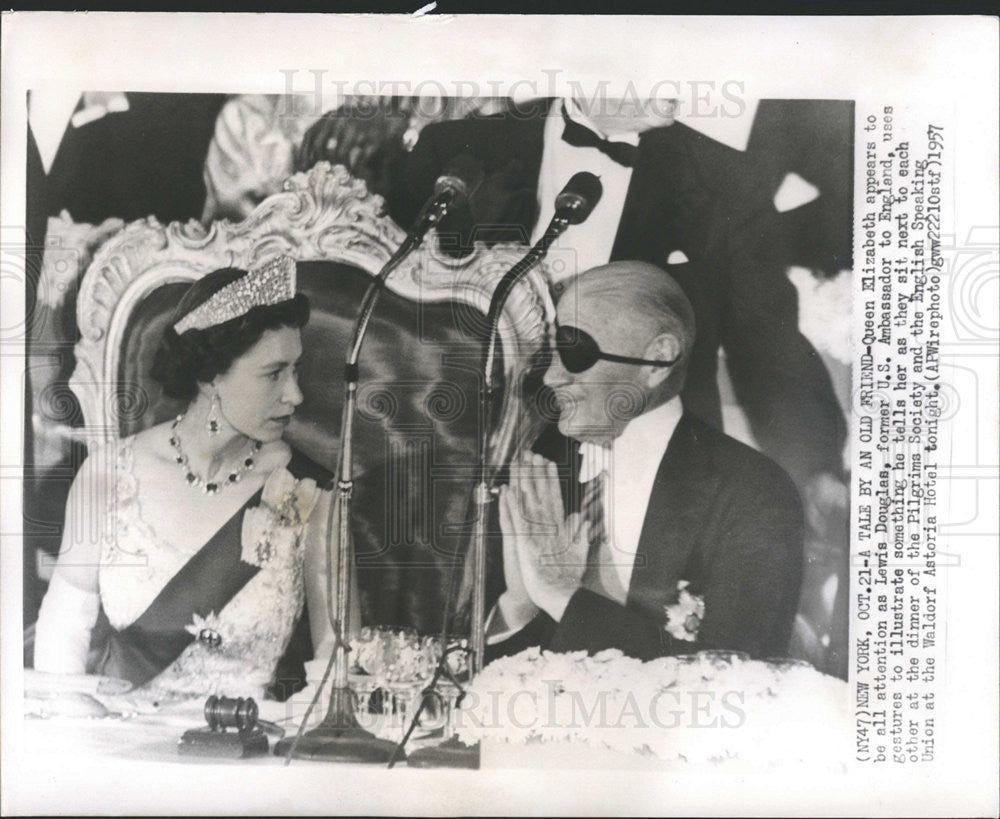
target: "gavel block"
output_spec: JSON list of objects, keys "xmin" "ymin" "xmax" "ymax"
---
[
  {"xmin": 178, "ymin": 726, "xmax": 269, "ymax": 759},
  {"xmin": 177, "ymin": 695, "xmax": 269, "ymax": 759}
]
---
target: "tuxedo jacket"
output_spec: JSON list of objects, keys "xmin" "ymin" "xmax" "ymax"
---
[
  {"xmin": 487, "ymin": 412, "xmax": 804, "ymax": 662},
  {"xmin": 43, "ymin": 93, "xmax": 226, "ymax": 228},
  {"xmin": 386, "ymin": 101, "xmax": 846, "ymax": 487}
]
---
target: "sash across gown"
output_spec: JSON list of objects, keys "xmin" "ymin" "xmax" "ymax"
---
[{"xmin": 93, "ymin": 439, "xmax": 329, "ymax": 700}]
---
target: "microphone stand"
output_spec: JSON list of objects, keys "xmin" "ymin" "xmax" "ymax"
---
[
  {"xmin": 276, "ymin": 192, "xmax": 458, "ymax": 763},
  {"xmin": 471, "ymin": 213, "xmax": 576, "ymax": 674},
  {"xmin": 402, "ymin": 210, "xmax": 578, "ymax": 769}
]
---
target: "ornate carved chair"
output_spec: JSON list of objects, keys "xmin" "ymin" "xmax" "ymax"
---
[{"xmin": 70, "ymin": 162, "xmax": 550, "ymax": 635}]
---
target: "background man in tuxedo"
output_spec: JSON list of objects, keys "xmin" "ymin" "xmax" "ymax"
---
[
  {"xmin": 386, "ymin": 94, "xmax": 846, "ymax": 518},
  {"xmin": 487, "ymin": 262, "xmax": 803, "ymax": 661}
]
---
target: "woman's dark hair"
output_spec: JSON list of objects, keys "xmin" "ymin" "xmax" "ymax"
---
[{"xmin": 151, "ymin": 267, "xmax": 310, "ymax": 402}]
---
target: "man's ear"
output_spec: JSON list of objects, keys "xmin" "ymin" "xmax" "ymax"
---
[{"xmin": 644, "ymin": 333, "xmax": 681, "ymax": 388}]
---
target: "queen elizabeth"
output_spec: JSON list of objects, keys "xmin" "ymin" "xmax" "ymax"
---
[{"xmin": 33, "ymin": 256, "xmax": 348, "ymax": 701}]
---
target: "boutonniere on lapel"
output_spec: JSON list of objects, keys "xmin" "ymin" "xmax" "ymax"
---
[
  {"xmin": 240, "ymin": 468, "xmax": 320, "ymax": 568},
  {"xmin": 663, "ymin": 580, "xmax": 705, "ymax": 642}
]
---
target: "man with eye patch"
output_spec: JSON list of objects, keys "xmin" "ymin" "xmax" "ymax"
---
[{"xmin": 486, "ymin": 261, "xmax": 803, "ymax": 662}]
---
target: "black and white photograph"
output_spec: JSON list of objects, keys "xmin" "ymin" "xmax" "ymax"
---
[{"xmin": 1, "ymin": 13, "xmax": 997, "ymax": 816}]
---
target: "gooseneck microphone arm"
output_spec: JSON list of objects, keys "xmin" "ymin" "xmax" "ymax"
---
[
  {"xmin": 329, "ymin": 191, "xmax": 450, "ymax": 685},
  {"xmin": 469, "ymin": 172, "xmax": 604, "ymax": 675},
  {"xmin": 332, "ymin": 160, "xmax": 482, "ymax": 633},
  {"xmin": 385, "ymin": 172, "xmax": 603, "ymax": 768},
  {"xmin": 279, "ymin": 155, "xmax": 483, "ymax": 764}
]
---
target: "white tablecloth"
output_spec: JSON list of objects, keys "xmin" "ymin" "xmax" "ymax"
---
[{"xmin": 10, "ymin": 668, "xmax": 851, "ymax": 815}]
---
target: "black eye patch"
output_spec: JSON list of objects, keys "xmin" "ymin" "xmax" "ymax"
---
[{"xmin": 554, "ymin": 324, "xmax": 678, "ymax": 374}]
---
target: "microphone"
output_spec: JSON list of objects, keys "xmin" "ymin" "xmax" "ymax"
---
[
  {"xmin": 433, "ymin": 153, "xmax": 484, "ymax": 210},
  {"xmin": 464, "ymin": 172, "xmax": 603, "ymax": 676},
  {"xmin": 481, "ymin": 172, "xmax": 603, "ymax": 354},
  {"xmin": 411, "ymin": 153, "xmax": 484, "ymax": 237},
  {"xmin": 279, "ymin": 153, "xmax": 484, "ymax": 766},
  {"xmin": 346, "ymin": 154, "xmax": 484, "ymax": 370},
  {"xmin": 553, "ymin": 171, "xmax": 603, "ymax": 225}
]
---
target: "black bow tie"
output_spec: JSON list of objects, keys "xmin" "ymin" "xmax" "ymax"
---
[{"xmin": 560, "ymin": 106, "xmax": 638, "ymax": 168}]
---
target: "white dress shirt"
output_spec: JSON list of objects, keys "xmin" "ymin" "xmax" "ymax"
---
[
  {"xmin": 28, "ymin": 91, "xmax": 130, "ymax": 174},
  {"xmin": 531, "ymin": 98, "xmax": 638, "ymax": 283},
  {"xmin": 28, "ymin": 89, "xmax": 82, "ymax": 174},
  {"xmin": 576, "ymin": 397, "xmax": 683, "ymax": 593},
  {"xmin": 489, "ymin": 397, "xmax": 683, "ymax": 640}
]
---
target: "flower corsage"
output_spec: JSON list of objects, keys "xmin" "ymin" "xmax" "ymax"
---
[
  {"xmin": 663, "ymin": 580, "xmax": 705, "ymax": 642},
  {"xmin": 240, "ymin": 468, "xmax": 319, "ymax": 568}
]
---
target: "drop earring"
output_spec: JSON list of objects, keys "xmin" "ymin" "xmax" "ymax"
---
[{"xmin": 207, "ymin": 390, "xmax": 221, "ymax": 436}]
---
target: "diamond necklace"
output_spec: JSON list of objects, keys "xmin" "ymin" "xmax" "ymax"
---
[{"xmin": 169, "ymin": 415, "xmax": 262, "ymax": 495}]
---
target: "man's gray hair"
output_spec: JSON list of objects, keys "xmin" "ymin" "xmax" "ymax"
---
[{"xmin": 574, "ymin": 261, "xmax": 696, "ymax": 363}]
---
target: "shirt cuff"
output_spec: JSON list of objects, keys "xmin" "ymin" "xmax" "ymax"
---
[{"xmin": 485, "ymin": 592, "xmax": 539, "ymax": 645}]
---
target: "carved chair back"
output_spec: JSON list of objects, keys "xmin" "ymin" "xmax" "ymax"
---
[{"xmin": 72, "ymin": 162, "xmax": 550, "ymax": 632}]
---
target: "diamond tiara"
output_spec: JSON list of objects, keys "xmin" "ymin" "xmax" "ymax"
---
[{"xmin": 173, "ymin": 255, "xmax": 297, "ymax": 335}]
